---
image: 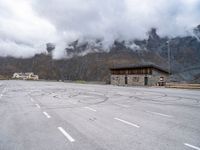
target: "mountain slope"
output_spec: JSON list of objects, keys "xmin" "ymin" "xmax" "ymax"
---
[{"xmin": 0, "ymin": 26, "xmax": 200, "ymax": 83}]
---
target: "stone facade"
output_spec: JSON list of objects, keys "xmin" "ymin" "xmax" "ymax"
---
[{"xmin": 110, "ymin": 65, "xmax": 169, "ymax": 86}]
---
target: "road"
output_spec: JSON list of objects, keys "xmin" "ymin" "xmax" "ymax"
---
[{"xmin": 0, "ymin": 80, "xmax": 200, "ymax": 150}]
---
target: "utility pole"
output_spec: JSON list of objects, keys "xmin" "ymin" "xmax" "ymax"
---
[{"xmin": 167, "ymin": 40, "xmax": 171, "ymax": 75}]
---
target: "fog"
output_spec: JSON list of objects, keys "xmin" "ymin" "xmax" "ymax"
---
[{"xmin": 0, "ymin": 0, "xmax": 200, "ymax": 58}]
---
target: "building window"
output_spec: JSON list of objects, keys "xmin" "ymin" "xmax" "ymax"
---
[{"xmin": 160, "ymin": 77, "xmax": 164, "ymax": 81}]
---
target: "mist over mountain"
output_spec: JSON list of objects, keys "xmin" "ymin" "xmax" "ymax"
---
[
  {"xmin": 0, "ymin": 26, "xmax": 200, "ymax": 83},
  {"xmin": 0, "ymin": 0, "xmax": 200, "ymax": 58}
]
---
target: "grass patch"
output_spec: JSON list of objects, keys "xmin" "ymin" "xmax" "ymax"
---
[{"xmin": 75, "ymin": 80, "xmax": 86, "ymax": 84}]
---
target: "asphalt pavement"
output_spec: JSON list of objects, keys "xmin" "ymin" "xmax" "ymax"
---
[{"xmin": 0, "ymin": 80, "xmax": 200, "ymax": 150}]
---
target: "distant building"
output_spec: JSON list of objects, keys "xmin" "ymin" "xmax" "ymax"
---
[
  {"xmin": 12, "ymin": 72, "xmax": 39, "ymax": 80},
  {"xmin": 110, "ymin": 64, "xmax": 169, "ymax": 86}
]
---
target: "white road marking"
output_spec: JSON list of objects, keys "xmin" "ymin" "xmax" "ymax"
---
[
  {"xmin": 114, "ymin": 118, "xmax": 140, "ymax": 128},
  {"xmin": 2, "ymin": 88, "xmax": 6, "ymax": 93},
  {"xmin": 68, "ymin": 101, "xmax": 77, "ymax": 104},
  {"xmin": 30, "ymin": 98, "xmax": 34, "ymax": 102},
  {"xmin": 43, "ymin": 111, "xmax": 51, "ymax": 118},
  {"xmin": 84, "ymin": 107, "xmax": 97, "ymax": 112},
  {"xmin": 184, "ymin": 143, "xmax": 200, "ymax": 150},
  {"xmin": 0, "ymin": 88, "xmax": 6, "ymax": 99},
  {"xmin": 146, "ymin": 111, "xmax": 173, "ymax": 118},
  {"xmin": 58, "ymin": 127, "xmax": 75, "ymax": 142},
  {"xmin": 35, "ymin": 104, "xmax": 41, "ymax": 109},
  {"xmin": 115, "ymin": 104, "xmax": 130, "ymax": 108}
]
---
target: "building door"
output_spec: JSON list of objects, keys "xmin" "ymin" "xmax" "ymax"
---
[
  {"xmin": 144, "ymin": 76, "xmax": 148, "ymax": 86},
  {"xmin": 125, "ymin": 76, "xmax": 128, "ymax": 85}
]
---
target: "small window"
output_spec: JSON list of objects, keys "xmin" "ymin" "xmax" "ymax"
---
[{"xmin": 160, "ymin": 77, "xmax": 164, "ymax": 81}]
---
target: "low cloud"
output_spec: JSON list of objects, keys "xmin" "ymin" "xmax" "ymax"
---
[{"xmin": 0, "ymin": 0, "xmax": 200, "ymax": 58}]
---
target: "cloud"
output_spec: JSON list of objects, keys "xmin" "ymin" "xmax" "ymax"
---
[
  {"xmin": 0, "ymin": 39, "xmax": 39, "ymax": 58},
  {"xmin": 33, "ymin": 0, "xmax": 200, "ymax": 38},
  {"xmin": 0, "ymin": 0, "xmax": 58, "ymax": 58},
  {"xmin": 0, "ymin": 0, "xmax": 200, "ymax": 58}
]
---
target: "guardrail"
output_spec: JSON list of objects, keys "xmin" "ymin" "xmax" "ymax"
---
[{"xmin": 166, "ymin": 83, "xmax": 200, "ymax": 89}]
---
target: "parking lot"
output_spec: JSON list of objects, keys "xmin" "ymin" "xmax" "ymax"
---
[{"xmin": 0, "ymin": 80, "xmax": 200, "ymax": 150}]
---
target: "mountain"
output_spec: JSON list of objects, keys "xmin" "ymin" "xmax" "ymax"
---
[
  {"xmin": 0, "ymin": 26, "xmax": 200, "ymax": 83},
  {"xmin": 137, "ymin": 27, "xmax": 200, "ymax": 82},
  {"xmin": 0, "ymin": 50, "xmax": 165, "ymax": 82}
]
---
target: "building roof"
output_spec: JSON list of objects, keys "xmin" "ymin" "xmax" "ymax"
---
[{"xmin": 110, "ymin": 63, "xmax": 169, "ymax": 74}]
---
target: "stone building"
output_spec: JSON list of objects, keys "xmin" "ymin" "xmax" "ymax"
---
[{"xmin": 110, "ymin": 64, "xmax": 169, "ymax": 86}]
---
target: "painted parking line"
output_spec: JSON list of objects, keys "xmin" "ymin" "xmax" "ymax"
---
[
  {"xmin": 58, "ymin": 127, "xmax": 75, "ymax": 142},
  {"xmin": 84, "ymin": 107, "xmax": 97, "ymax": 112},
  {"xmin": 146, "ymin": 111, "xmax": 173, "ymax": 118},
  {"xmin": 68, "ymin": 101, "xmax": 77, "ymax": 104},
  {"xmin": 43, "ymin": 111, "xmax": 51, "ymax": 118},
  {"xmin": 0, "ymin": 88, "xmax": 6, "ymax": 99},
  {"xmin": 184, "ymin": 143, "xmax": 200, "ymax": 150},
  {"xmin": 115, "ymin": 104, "xmax": 130, "ymax": 108},
  {"xmin": 30, "ymin": 98, "xmax": 34, "ymax": 102},
  {"xmin": 114, "ymin": 118, "xmax": 140, "ymax": 128},
  {"xmin": 35, "ymin": 104, "xmax": 41, "ymax": 109},
  {"xmin": 2, "ymin": 88, "xmax": 6, "ymax": 93}
]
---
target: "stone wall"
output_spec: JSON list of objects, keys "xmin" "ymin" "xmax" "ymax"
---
[
  {"xmin": 111, "ymin": 69, "xmax": 168, "ymax": 86},
  {"xmin": 111, "ymin": 75, "xmax": 126, "ymax": 86}
]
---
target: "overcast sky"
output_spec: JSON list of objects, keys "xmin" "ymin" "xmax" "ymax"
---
[{"xmin": 0, "ymin": 0, "xmax": 200, "ymax": 58}]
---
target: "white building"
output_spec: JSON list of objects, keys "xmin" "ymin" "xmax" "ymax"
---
[{"xmin": 12, "ymin": 72, "xmax": 39, "ymax": 80}]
